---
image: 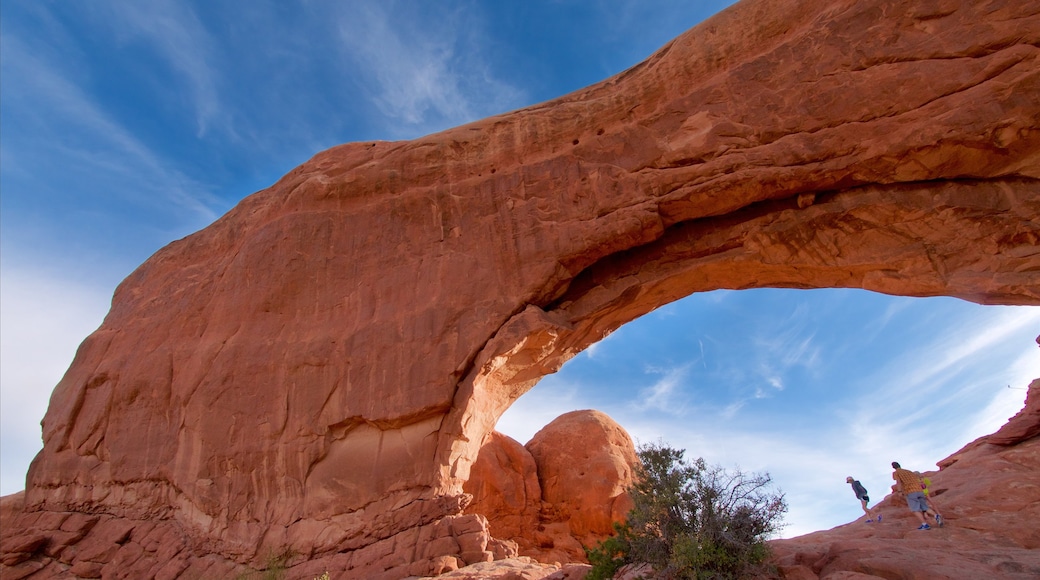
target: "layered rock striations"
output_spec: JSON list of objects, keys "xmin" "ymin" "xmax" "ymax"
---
[{"xmin": 2, "ymin": 0, "xmax": 1039, "ymax": 577}]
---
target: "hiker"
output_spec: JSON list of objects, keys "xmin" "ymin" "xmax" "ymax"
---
[
  {"xmin": 892, "ymin": 462, "xmax": 943, "ymax": 529},
  {"xmin": 846, "ymin": 476, "xmax": 879, "ymax": 522}
]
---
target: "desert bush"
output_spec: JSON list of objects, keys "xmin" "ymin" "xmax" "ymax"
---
[{"xmin": 587, "ymin": 442, "xmax": 786, "ymax": 579}]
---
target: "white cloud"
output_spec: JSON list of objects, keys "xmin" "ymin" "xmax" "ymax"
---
[
  {"xmin": 869, "ymin": 307, "xmax": 1039, "ymax": 402},
  {"xmin": 329, "ymin": 2, "xmax": 524, "ymax": 135},
  {"xmin": 956, "ymin": 335, "xmax": 1039, "ymax": 444},
  {"xmin": 750, "ymin": 305, "xmax": 821, "ymax": 389},
  {"xmin": 335, "ymin": 4, "xmax": 468, "ymax": 125},
  {"xmin": 0, "ymin": 269, "xmax": 112, "ymax": 495},
  {"xmin": 636, "ymin": 364, "xmax": 691, "ymax": 414}
]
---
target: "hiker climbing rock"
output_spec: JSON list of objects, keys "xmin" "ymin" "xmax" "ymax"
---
[
  {"xmin": 846, "ymin": 476, "xmax": 879, "ymax": 523},
  {"xmin": 892, "ymin": 462, "xmax": 942, "ymax": 530}
]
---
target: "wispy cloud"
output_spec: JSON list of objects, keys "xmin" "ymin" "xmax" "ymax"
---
[
  {"xmin": 859, "ymin": 307, "xmax": 1040, "ymax": 404},
  {"xmin": 636, "ymin": 364, "xmax": 692, "ymax": 413},
  {"xmin": 752, "ymin": 303, "xmax": 821, "ymax": 371},
  {"xmin": 329, "ymin": 3, "xmax": 524, "ymax": 136},
  {"xmin": 335, "ymin": 4, "xmax": 469, "ymax": 125},
  {"xmin": 1, "ymin": 33, "xmax": 220, "ymax": 225},
  {"xmin": 96, "ymin": 0, "xmax": 224, "ymax": 137}
]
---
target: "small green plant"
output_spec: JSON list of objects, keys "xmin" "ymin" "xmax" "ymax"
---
[
  {"xmin": 584, "ymin": 525, "xmax": 631, "ymax": 580},
  {"xmin": 234, "ymin": 548, "xmax": 296, "ymax": 580},
  {"xmin": 261, "ymin": 548, "xmax": 296, "ymax": 580},
  {"xmin": 586, "ymin": 442, "xmax": 786, "ymax": 580}
]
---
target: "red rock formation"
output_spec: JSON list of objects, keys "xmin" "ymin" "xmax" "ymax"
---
[
  {"xmin": 525, "ymin": 411, "xmax": 637, "ymax": 563},
  {"xmin": 464, "ymin": 411, "xmax": 637, "ymax": 564},
  {"xmin": 464, "ymin": 433, "xmax": 543, "ymax": 555},
  {"xmin": 2, "ymin": 0, "xmax": 1039, "ymax": 577},
  {"xmin": 415, "ymin": 557, "xmax": 589, "ymax": 580}
]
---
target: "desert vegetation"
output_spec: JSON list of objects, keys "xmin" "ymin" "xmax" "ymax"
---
[{"xmin": 587, "ymin": 442, "xmax": 787, "ymax": 580}]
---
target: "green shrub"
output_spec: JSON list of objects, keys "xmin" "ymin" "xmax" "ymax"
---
[
  {"xmin": 585, "ymin": 524, "xmax": 631, "ymax": 580},
  {"xmin": 587, "ymin": 442, "xmax": 786, "ymax": 579}
]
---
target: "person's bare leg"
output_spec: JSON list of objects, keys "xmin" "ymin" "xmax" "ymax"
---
[
  {"xmin": 913, "ymin": 510, "xmax": 929, "ymax": 527},
  {"xmin": 860, "ymin": 499, "xmax": 872, "ymax": 519}
]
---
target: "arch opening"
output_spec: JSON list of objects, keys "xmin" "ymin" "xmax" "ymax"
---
[
  {"xmin": 492, "ymin": 288, "xmax": 1039, "ymax": 538},
  {"xmin": 439, "ymin": 181, "xmax": 1040, "ymax": 503}
]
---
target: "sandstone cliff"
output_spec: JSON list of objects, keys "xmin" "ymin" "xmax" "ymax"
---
[{"xmin": 1, "ymin": 0, "xmax": 1039, "ymax": 578}]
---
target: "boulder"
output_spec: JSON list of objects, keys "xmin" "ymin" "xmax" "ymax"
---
[
  {"xmin": 464, "ymin": 432, "xmax": 542, "ymax": 554},
  {"xmin": 465, "ymin": 411, "xmax": 638, "ymax": 564},
  {"xmin": 526, "ymin": 411, "xmax": 638, "ymax": 560}
]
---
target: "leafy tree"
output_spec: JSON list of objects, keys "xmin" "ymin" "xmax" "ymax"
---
[{"xmin": 586, "ymin": 442, "xmax": 786, "ymax": 579}]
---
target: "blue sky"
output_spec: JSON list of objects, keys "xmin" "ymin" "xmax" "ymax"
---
[{"xmin": 1, "ymin": 0, "xmax": 1037, "ymax": 540}]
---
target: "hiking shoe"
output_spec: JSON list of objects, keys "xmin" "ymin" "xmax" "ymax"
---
[
  {"xmin": 935, "ymin": 514, "xmax": 944, "ymax": 527},
  {"xmin": 918, "ymin": 523, "xmax": 931, "ymax": 530}
]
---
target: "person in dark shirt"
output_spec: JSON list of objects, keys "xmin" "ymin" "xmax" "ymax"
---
[{"xmin": 846, "ymin": 476, "xmax": 879, "ymax": 522}]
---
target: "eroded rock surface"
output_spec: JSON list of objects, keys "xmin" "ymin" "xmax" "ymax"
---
[
  {"xmin": 2, "ymin": 0, "xmax": 1039, "ymax": 577},
  {"xmin": 464, "ymin": 433, "xmax": 544, "ymax": 557}
]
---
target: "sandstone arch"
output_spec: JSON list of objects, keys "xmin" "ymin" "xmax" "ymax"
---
[{"xmin": 4, "ymin": 0, "xmax": 1039, "ymax": 577}]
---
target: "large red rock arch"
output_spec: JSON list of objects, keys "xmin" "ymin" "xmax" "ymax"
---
[{"xmin": 4, "ymin": 0, "xmax": 1039, "ymax": 577}]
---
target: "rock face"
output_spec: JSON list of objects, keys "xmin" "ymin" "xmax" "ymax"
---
[
  {"xmin": 463, "ymin": 433, "xmax": 544, "ymax": 557},
  {"xmin": 2, "ymin": 0, "xmax": 1039, "ymax": 577},
  {"xmin": 464, "ymin": 411, "xmax": 637, "ymax": 564}
]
